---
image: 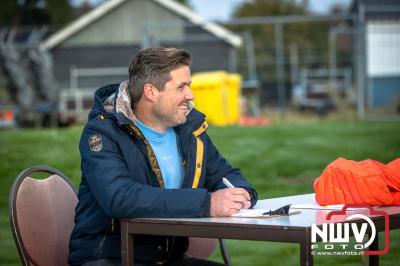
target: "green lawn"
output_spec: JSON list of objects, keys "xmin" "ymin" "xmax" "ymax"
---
[{"xmin": 1, "ymin": 121, "xmax": 399, "ymax": 265}]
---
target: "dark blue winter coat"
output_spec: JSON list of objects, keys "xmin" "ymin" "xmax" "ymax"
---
[{"xmin": 68, "ymin": 84, "xmax": 258, "ymax": 265}]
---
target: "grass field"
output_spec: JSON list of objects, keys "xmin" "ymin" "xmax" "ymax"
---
[{"xmin": 1, "ymin": 120, "xmax": 399, "ymax": 265}]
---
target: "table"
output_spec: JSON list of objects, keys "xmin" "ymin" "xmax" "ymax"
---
[{"xmin": 121, "ymin": 194, "xmax": 400, "ymax": 266}]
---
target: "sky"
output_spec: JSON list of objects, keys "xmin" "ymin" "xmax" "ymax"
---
[{"xmin": 71, "ymin": 0, "xmax": 353, "ymax": 21}]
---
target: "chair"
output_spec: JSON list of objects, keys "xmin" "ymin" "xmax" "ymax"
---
[
  {"xmin": 9, "ymin": 165, "xmax": 78, "ymax": 266},
  {"xmin": 9, "ymin": 165, "xmax": 232, "ymax": 266}
]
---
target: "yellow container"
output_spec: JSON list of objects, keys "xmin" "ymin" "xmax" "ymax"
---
[
  {"xmin": 227, "ymin": 74, "xmax": 242, "ymax": 124},
  {"xmin": 191, "ymin": 71, "xmax": 241, "ymax": 126}
]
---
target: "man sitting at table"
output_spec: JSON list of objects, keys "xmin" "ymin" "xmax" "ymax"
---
[{"xmin": 68, "ymin": 47, "xmax": 258, "ymax": 266}]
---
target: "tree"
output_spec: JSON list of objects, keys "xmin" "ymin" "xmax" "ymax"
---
[
  {"xmin": 0, "ymin": 0, "xmax": 19, "ymax": 26},
  {"xmin": 0, "ymin": 0, "xmax": 72, "ymax": 27},
  {"xmin": 229, "ymin": 0, "xmax": 331, "ymax": 83},
  {"xmin": 175, "ymin": 0, "xmax": 190, "ymax": 6},
  {"xmin": 233, "ymin": 0, "xmax": 308, "ymax": 17},
  {"xmin": 45, "ymin": 0, "xmax": 72, "ymax": 25}
]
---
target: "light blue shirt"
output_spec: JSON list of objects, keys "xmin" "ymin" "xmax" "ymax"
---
[{"xmin": 134, "ymin": 119, "xmax": 184, "ymax": 189}]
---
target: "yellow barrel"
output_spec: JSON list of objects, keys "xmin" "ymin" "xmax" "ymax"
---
[
  {"xmin": 191, "ymin": 71, "xmax": 241, "ymax": 126},
  {"xmin": 227, "ymin": 74, "xmax": 242, "ymax": 124}
]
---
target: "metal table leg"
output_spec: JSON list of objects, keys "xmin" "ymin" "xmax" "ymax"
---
[
  {"xmin": 121, "ymin": 223, "xmax": 134, "ymax": 266},
  {"xmin": 368, "ymin": 233, "xmax": 379, "ymax": 266},
  {"xmin": 300, "ymin": 230, "xmax": 313, "ymax": 266}
]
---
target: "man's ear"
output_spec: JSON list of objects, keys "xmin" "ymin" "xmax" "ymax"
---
[{"xmin": 143, "ymin": 84, "xmax": 158, "ymax": 102}]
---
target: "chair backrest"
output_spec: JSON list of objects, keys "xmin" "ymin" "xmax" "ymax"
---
[{"xmin": 9, "ymin": 165, "xmax": 78, "ymax": 266}]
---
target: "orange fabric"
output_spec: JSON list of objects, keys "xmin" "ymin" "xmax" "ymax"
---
[{"xmin": 313, "ymin": 157, "xmax": 400, "ymax": 206}]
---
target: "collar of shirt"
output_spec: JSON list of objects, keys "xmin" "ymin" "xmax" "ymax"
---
[{"xmin": 134, "ymin": 118, "xmax": 171, "ymax": 142}]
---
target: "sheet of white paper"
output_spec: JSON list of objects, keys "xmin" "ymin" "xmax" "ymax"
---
[
  {"xmin": 231, "ymin": 209, "xmax": 270, "ymax": 217},
  {"xmin": 231, "ymin": 201, "xmax": 368, "ymax": 218},
  {"xmin": 290, "ymin": 203, "xmax": 367, "ymax": 211}
]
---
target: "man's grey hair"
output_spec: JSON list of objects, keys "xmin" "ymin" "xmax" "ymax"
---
[{"xmin": 128, "ymin": 47, "xmax": 192, "ymax": 109}]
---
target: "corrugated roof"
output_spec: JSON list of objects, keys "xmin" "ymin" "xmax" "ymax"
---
[{"xmin": 40, "ymin": 0, "xmax": 242, "ymax": 50}]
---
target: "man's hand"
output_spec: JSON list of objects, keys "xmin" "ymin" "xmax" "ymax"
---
[{"xmin": 210, "ymin": 188, "xmax": 251, "ymax": 217}]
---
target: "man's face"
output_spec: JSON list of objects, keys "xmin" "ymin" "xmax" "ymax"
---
[{"xmin": 152, "ymin": 65, "xmax": 194, "ymax": 130}]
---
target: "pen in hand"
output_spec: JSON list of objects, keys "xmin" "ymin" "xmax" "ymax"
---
[
  {"xmin": 222, "ymin": 177, "xmax": 235, "ymax": 188},
  {"xmin": 222, "ymin": 177, "xmax": 251, "ymax": 210}
]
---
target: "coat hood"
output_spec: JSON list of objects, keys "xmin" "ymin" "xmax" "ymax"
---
[{"xmin": 88, "ymin": 82, "xmax": 205, "ymax": 131}]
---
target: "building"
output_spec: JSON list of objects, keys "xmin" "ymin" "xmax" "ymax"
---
[
  {"xmin": 351, "ymin": 0, "xmax": 400, "ymax": 116},
  {"xmin": 40, "ymin": 0, "xmax": 242, "ymax": 90}
]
